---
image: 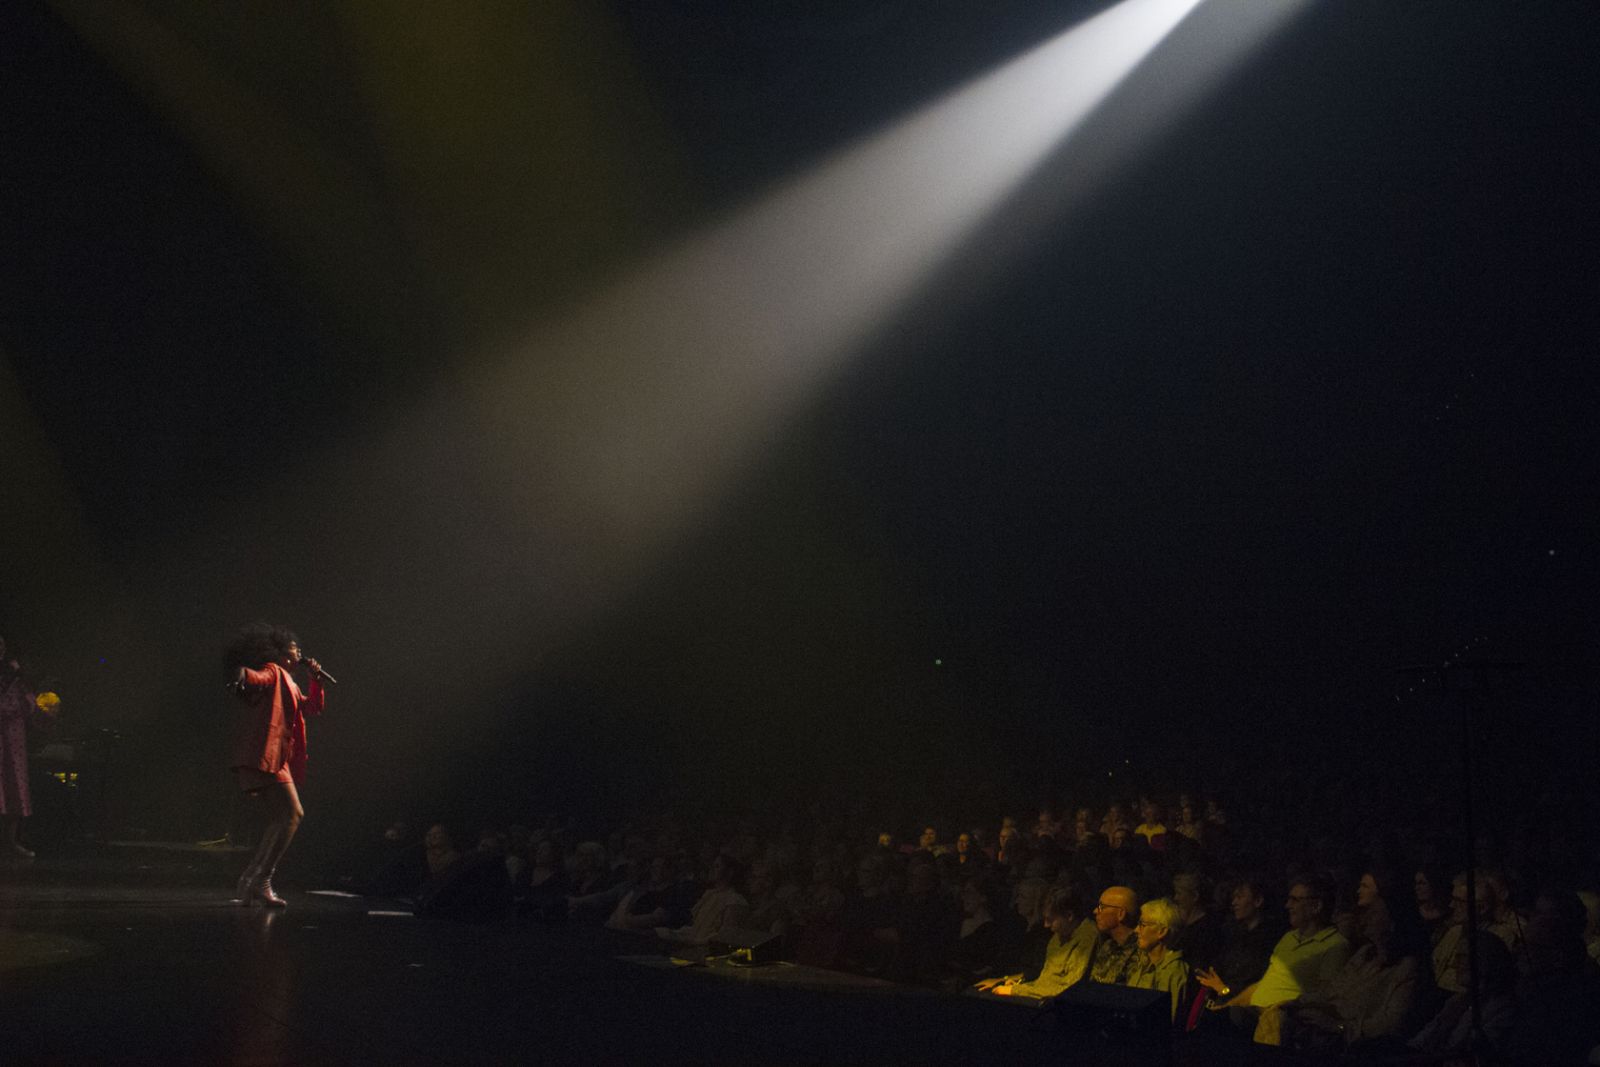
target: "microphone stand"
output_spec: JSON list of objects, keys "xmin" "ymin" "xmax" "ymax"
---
[{"xmin": 1396, "ymin": 654, "xmax": 1522, "ymax": 1063}]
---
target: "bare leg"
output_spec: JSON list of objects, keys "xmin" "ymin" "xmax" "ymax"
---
[
  {"xmin": 236, "ymin": 821, "xmax": 276, "ymax": 901},
  {"xmin": 236, "ymin": 792, "xmax": 272, "ymax": 900},
  {"xmin": 251, "ymin": 780, "xmax": 303, "ymax": 907}
]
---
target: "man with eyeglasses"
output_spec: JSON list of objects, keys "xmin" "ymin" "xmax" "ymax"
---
[
  {"xmin": 1206, "ymin": 874, "xmax": 1351, "ymax": 1037},
  {"xmin": 1431, "ymin": 869, "xmax": 1520, "ymax": 994},
  {"xmin": 1088, "ymin": 885, "xmax": 1142, "ymax": 984}
]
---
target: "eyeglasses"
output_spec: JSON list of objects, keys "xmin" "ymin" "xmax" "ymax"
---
[
  {"xmin": 1286, "ymin": 894, "xmax": 1321, "ymax": 904},
  {"xmin": 1094, "ymin": 902, "xmax": 1124, "ymax": 912},
  {"xmin": 1135, "ymin": 919, "xmax": 1164, "ymax": 929}
]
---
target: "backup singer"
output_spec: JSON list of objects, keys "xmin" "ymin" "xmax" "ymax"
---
[
  {"xmin": 0, "ymin": 633, "xmax": 43, "ymax": 858},
  {"xmin": 225, "ymin": 623, "xmax": 326, "ymax": 906}
]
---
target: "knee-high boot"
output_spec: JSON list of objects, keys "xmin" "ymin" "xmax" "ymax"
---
[
  {"xmin": 251, "ymin": 820, "xmax": 297, "ymax": 907},
  {"xmin": 236, "ymin": 823, "xmax": 283, "ymax": 903}
]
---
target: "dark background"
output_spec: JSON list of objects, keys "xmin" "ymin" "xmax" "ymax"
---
[{"xmin": 2, "ymin": 1, "xmax": 1597, "ymax": 856}]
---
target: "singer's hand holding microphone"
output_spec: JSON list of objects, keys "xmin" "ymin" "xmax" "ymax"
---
[{"xmin": 301, "ymin": 655, "xmax": 338, "ymax": 686}]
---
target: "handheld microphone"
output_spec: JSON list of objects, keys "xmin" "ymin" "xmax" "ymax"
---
[{"xmin": 303, "ymin": 656, "xmax": 339, "ymax": 686}]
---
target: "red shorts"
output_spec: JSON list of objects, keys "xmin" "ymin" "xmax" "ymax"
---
[{"xmin": 235, "ymin": 764, "xmax": 293, "ymax": 792}]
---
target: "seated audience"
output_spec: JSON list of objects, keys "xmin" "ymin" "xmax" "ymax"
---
[
  {"xmin": 1032, "ymin": 805, "xmax": 1063, "ymax": 842},
  {"xmin": 1203, "ymin": 797, "xmax": 1227, "ymax": 827},
  {"xmin": 842, "ymin": 853, "xmax": 901, "ymax": 975},
  {"xmin": 1071, "ymin": 807, "xmax": 1096, "ymax": 848},
  {"xmin": 1088, "ymin": 885, "xmax": 1142, "ymax": 985},
  {"xmin": 658, "ymin": 853, "xmax": 750, "ymax": 946},
  {"xmin": 791, "ymin": 857, "xmax": 848, "ymax": 968},
  {"xmin": 370, "ymin": 756, "xmax": 1600, "ymax": 1060},
  {"xmin": 521, "ymin": 838, "xmax": 569, "ymax": 920},
  {"xmin": 947, "ymin": 877, "xmax": 1005, "ymax": 983},
  {"xmin": 1409, "ymin": 931, "xmax": 1519, "ymax": 1057},
  {"xmin": 891, "ymin": 858, "xmax": 956, "ymax": 984},
  {"xmin": 1171, "ymin": 871, "xmax": 1221, "ymax": 971},
  {"xmin": 1134, "ymin": 798, "xmax": 1168, "ymax": 846},
  {"xmin": 1124, "ymin": 896, "xmax": 1191, "ymax": 1021},
  {"xmin": 1195, "ymin": 875, "xmax": 1285, "ymax": 1002},
  {"xmin": 424, "ymin": 823, "xmax": 461, "ymax": 876},
  {"xmin": 1174, "ymin": 800, "xmax": 1204, "ymax": 842},
  {"xmin": 1100, "ymin": 804, "xmax": 1132, "ymax": 839},
  {"xmin": 1208, "ymin": 874, "xmax": 1352, "ymax": 1028},
  {"xmin": 1268, "ymin": 887, "xmax": 1430, "ymax": 1050},
  {"xmin": 1005, "ymin": 869, "xmax": 1053, "ymax": 979},
  {"xmin": 1575, "ymin": 888, "xmax": 1600, "ymax": 965},
  {"xmin": 982, "ymin": 885, "xmax": 1096, "ymax": 999},
  {"xmin": 1333, "ymin": 865, "xmax": 1393, "ymax": 946},
  {"xmin": 1505, "ymin": 888, "xmax": 1600, "ymax": 1065},
  {"xmin": 607, "ymin": 853, "xmax": 697, "ymax": 932},
  {"xmin": 1432, "ymin": 869, "xmax": 1522, "ymax": 993},
  {"xmin": 356, "ymin": 822, "xmax": 429, "ymax": 897},
  {"xmin": 1413, "ymin": 862, "xmax": 1453, "ymax": 945},
  {"xmin": 743, "ymin": 859, "xmax": 795, "ymax": 940},
  {"xmin": 997, "ymin": 827, "xmax": 1031, "ymax": 876},
  {"xmin": 415, "ymin": 831, "xmax": 513, "ymax": 922},
  {"xmin": 954, "ymin": 831, "xmax": 985, "ymax": 870},
  {"xmin": 566, "ymin": 841, "xmax": 629, "ymax": 922}
]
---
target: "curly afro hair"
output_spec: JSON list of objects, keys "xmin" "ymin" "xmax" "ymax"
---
[{"xmin": 223, "ymin": 622, "xmax": 298, "ymax": 678}]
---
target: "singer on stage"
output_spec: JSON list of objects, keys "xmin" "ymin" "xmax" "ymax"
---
[{"xmin": 225, "ymin": 623, "xmax": 327, "ymax": 906}]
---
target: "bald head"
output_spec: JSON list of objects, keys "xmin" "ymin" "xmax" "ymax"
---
[{"xmin": 1094, "ymin": 885, "xmax": 1139, "ymax": 934}]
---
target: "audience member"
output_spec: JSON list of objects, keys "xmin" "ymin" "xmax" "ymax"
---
[
  {"xmin": 521, "ymin": 838, "xmax": 569, "ymax": 920},
  {"xmin": 1088, "ymin": 885, "xmax": 1142, "ymax": 984},
  {"xmin": 891, "ymin": 858, "xmax": 956, "ymax": 984},
  {"xmin": 1413, "ymin": 862, "xmax": 1452, "ymax": 945},
  {"xmin": 1209, "ymin": 874, "xmax": 1352, "ymax": 1035},
  {"xmin": 424, "ymin": 823, "xmax": 460, "ymax": 876},
  {"xmin": 567, "ymin": 841, "xmax": 632, "ymax": 922},
  {"xmin": 947, "ymin": 877, "xmax": 1006, "ymax": 984},
  {"xmin": 1579, "ymin": 888, "xmax": 1600, "ymax": 965},
  {"xmin": 1100, "ymin": 804, "xmax": 1132, "ymax": 839},
  {"xmin": 1032, "ymin": 805, "xmax": 1063, "ymax": 842},
  {"xmin": 658, "ymin": 853, "xmax": 750, "ymax": 946},
  {"xmin": 1408, "ymin": 931, "xmax": 1518, "ymax": 1057},
  {"xmin": 791, "ymin": 856, "xmax": 847, "ymax": 968},
  {"xmin": 1268, "ymin": 888, "xmax": 1430, "ymax": 1050},
  {"xmin": 842, "ymin": 852, "xmax": 901, "ymax": 975},
  {"xmin": 1124, "ymin": 896, "xmax": 1191, "ymax": 1021},
  {"xmin": 1195, "ymin": 875, "xmax": 1284, "ymax": 1001},
  {"xmin": 954, "ymin": 831, "xmax": 985, "ymax": 870},
  {"xmin": 1505, "ymin": 888, "xmax": 1600, "ymax": 1064},
  {"xmin": 1134, "ymin": 798, "xmax": 1168, "ymax": 846},
  {"xmin": 1171, "ymin": 871, "xmax": 1221, "ymax": 971},
  {"xmin": 983, "ymin": 886, "xmax": 1095, "ymax": 999},
  {"xmin": 1071, "ymin": 807, "xmax": 1096, "ymax": 848},
  {"xmin": 607, "ymin": 853, "xmax": 696, "ymax": 932},
  {"xmin": 744, "ymin": 859, "xmax": 795, "ymax": 939},
  {"xmin": 1431, "ymin": 869, "xmax": 1522, "ymax": 994},
  {"xmin": 1174, "ymin": 800, "xmax": 1204, "ymax": 842}
]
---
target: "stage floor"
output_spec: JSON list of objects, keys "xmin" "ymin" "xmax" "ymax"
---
[{"xmin": 0, "ymin": 847, "xmax": 1286, "ymax": 1065}]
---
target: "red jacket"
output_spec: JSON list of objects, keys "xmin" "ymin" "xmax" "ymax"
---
[{"xmin": 230, "ymin": 662, "xmax": 325, "ymax": 782}]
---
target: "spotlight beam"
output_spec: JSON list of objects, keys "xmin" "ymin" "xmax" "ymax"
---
[
  {"xmin": 465, "ymin": 0, "xmax": 1214, "ymax": 550},
  {"xmin": 96, "ymin": 0, "xmax": 1311, "ymax": 793}
]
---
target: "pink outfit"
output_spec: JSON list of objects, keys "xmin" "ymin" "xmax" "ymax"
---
[{"xmin": 0, "ymin": 676, "xmax": 38, "ymax": 816}]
